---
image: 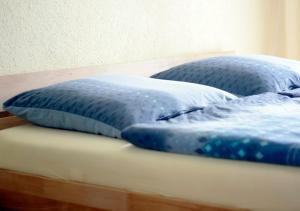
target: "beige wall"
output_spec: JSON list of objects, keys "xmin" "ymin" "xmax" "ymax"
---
[{"xmin": 0, "ymin": 0, "xmax": 298, "ymax": 76}]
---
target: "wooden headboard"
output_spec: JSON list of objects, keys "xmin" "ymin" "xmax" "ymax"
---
[{"xmin": 0, "ymin": 51, "xmax": 233, "ymax": 111}]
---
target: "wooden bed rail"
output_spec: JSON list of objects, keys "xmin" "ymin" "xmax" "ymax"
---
[
  {"xmin": 0, "ymin": 169, "xmax": 249, "ymax": 211},
  {"xmin": 0, "ymin": 111, "xmax": 12, "ymax": 118},
  {"xmin": 0, "ymin": 113, "xmax": 28, "ymax": 130}
]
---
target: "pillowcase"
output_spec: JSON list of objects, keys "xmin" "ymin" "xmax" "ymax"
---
[
  {"xmin": 3, "ymin": 74, "xmax": 236, "ymax": 138},
  {"xmin": 152, "ymin": 55, "xmax": 300, "ymax": 96}
]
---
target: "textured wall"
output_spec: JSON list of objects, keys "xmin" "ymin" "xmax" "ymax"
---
[{"xmin": 0, "ymin": 0, "xmax": 273, "ymax": 75}]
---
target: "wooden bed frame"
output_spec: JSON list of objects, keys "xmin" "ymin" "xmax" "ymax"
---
[
  {"xmin": 0, "ymin": 168, "xmax": 247, "ymax": 211},
  {"xmin": 0, "ymin": 52, "xmax": 251, "ymax": 211}
]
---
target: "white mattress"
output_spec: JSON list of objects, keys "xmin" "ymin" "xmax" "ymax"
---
[{"xmin": 1, "ymin": 125, "xmax": 300, "ymax": 211}]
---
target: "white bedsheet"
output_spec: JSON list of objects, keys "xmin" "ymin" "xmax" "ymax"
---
[{"xmin": 1, "ymin": 125, "xmax": 300, "ymax": 211}]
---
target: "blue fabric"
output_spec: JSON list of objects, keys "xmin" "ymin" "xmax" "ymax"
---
[
  {"xmin": 152, "ymin": 55, "xmax": 300, "ymax": 96},
  {"xmin": 122, "ymin": 92, "xmax": 300, "ymax": 167},
  {"xmin": 279, "ymin": 88, "xmax": 300, "ymax": 98},
  {"xmin": 3, "ymin": 74, "xmax": 236, "ymax": 138}
]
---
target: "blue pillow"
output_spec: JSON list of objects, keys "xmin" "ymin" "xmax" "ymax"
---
[
  {"xmin": 3, "ymin": 74, "xmax": 236, "ymax": 138},
  {"xmin": 152, "ymin": 55, "xmax": 300, "ymax": 96}
]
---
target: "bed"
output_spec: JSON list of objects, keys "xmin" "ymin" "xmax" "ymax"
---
[{"xmin": 1, "ymin": 52, "xmax": 300, "ymax": 211}]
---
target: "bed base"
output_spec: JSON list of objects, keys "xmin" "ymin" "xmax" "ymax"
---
[{"xmin": 0, "ymin": 169, "xmax": 248, "ymax": 211}]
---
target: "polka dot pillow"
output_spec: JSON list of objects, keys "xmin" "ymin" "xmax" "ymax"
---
[
  {"xmin": 3, "ymin": 74, "xmax": 236, "ymax": 138},
  {"xmin": 152, "ymin": 55, "xmax": 300, "ymax": 96}
]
